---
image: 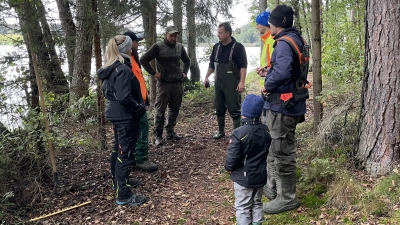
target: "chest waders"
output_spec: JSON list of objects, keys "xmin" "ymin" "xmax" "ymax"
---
[{"xmin": 212, "ymin": 42, "xmax": 242, "ymax": 139}]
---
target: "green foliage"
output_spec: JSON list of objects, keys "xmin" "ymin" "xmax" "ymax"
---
[
  {"xmin": 0, "ymin": 191, "xmax": 14, "ymax": 220},
  {"xmin": 67, "ymin": 90, "xmax": 98, "ymax": 122},
  {"xmin": 233, "ymin": 23, "xmax": 259, "ymax": 44},
  {"xmin": 320, "ymin": 0, "xmax": 365, "ymax": 102},
  {"xmin": 183, "ymin": 81, "xmax": 214, "ymax": 105}
]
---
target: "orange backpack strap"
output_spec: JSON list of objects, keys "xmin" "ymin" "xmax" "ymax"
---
[{"xmin": 277, "ymin": 36, "xmax": 303, "ymax": 64}]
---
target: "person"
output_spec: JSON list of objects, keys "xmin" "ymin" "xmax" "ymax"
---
[
  {"xmin": 204, "ymin": 22, "xmax": 247, "ymax": 139},
  {"xmin": 97, "ymin": 35, "xmax": 146, "ymax": 206},
  {"xmin": 123, "ymin": 31, "xmax": 158, "ymax": 172},
  {"xmin": 255, "ymin": 7, "xmax": 276, "ymax": 200},
  {"xmin": 140, "ymin": 25, "xmax": 191, "ymax": 146},
  {"xmin": 225, "ymin": 94, "xmax": 271, "ymax": 225},
  {"xmin": 261, "ymin": 5, "xmax": 308, "ymax": 214}
]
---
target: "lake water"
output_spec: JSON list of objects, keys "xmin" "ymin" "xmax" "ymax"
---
[{"xmin": 0, "ymin": 45, "xmax": 261, "ymax": 129}]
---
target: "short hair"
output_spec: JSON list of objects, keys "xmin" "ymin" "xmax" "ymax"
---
[{"xmin": 218, "ymin": 22, "xmax": 232, "ymax": 36}]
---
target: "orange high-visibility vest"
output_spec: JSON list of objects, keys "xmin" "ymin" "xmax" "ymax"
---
[{"xmin": 130, "ymin": 56, "xmax": 147, "ymax": 103}]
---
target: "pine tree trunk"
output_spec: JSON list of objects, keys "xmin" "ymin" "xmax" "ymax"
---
[
  {"xmin": 55, "ymin": 0, "xmax": 76, "ymax": 79},
  {"xmin": 301, "ymin": 0, "xmax": 312, "ymax": 49},
  {"xmin": 291, "ymin": 0, "xmax": 302, "ymax": 35},
  {"xmin": 70, "ymin": 0, "xmax": 95, "ymax": 101},
  {"xmin": 357, "ymin": 0, "xmax": 400, "ymax": 176},
  {"xmin": 311, "ymin": 0, "xmax": 323, "ymax": 133},
  {"xmin": 173, "ymin": 0, "xmax": 183, "ymax": 44},
  {"xmin": 186, "ymin": 0, "xmax": 200, "ymax": 82},
  {"xmin": 92, "ymin": 0, "xmax": 107, "ymax": 151},
  {"xmin": 141, "ymin": 0, "xmax": 157, "ymax": 106}
]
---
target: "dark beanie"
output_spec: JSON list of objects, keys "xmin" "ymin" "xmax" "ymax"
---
[
  {"xmin": 268, "ymin": 5, "xmax": 294, "ymax": 28},
  {"xmin": 241, "ymin": 94, "xmax": 264, "ymax": 119}
]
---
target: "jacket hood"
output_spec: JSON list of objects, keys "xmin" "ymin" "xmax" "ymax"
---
[{"xmin": 97, "ymin": 56, "xmax": 132, "ymax": 80}]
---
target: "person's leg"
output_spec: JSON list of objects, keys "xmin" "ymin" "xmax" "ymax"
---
[
  {"xmin": 234, "ymin": 182, "xmax": 253, "ymax": 225},
  {"xmin": 222, "ymin": 76, "xmax": 241, "ymax": 129},
  {"xmin": 251, "ymin": 187, "xmax": 264, "ymax": 224},
  {"xmin": 114, "ymin": 119, "xmax": 146, "ymax": 205},
  {"xmin": 263, "ymin": 111, "xmax": 301, "ymax": 214},
  {"xmin": 213, "ymin": 85, "xmax": 227, "ymax": 139},
  {"xmin": 165, "ymin": 82, "xmax": 183, "ymax": 140},
  {"xmin": 110, "ymin": 125, "xmax": 118, "ymax": 190},
  {"xmin": 154, "ymin": 81, "xmax": 170, "ymax": 145},
  {"xmin": 263, "ymin": 110, "xmax": 276, "ymax": 200},
  {"xmin": 135, "ymin": 112, "xmax": 158, "ymax": 172}
]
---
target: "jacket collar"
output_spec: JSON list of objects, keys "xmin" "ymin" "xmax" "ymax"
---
[
  {"xmin": 164, "ymin": 38, "xmax": 176, "ymax": 47},
  {"xmin": 241, "ymin": 117, "xmax": 261, "ymax": 125},
  {"xmin": 261, "ymin": 30, "xmax": 272, "ymax": 41}
]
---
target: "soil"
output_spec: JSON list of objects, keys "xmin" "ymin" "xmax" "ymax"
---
[{"xmin": 22, "ymin": 101, "xmax": 242, "ymax": 225}]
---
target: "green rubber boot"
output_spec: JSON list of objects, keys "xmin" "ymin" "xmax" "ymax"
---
[
  {"xmin": 262, "ymin": 172, "xmax": 300, "ymax": 214},
  {"xmin": 263, "ymin": 163, "xmax": 277, "ymax": 200},
  {"xmin": 213, "ymin": 116, "xmax": 225, "ymax": 139}
]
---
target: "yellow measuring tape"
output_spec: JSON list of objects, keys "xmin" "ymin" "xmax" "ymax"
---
[{"xmin": 29, "ymin": 201, "xmax": 91, "ymax": 222}]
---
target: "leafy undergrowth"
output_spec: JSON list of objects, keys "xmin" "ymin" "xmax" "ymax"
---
[{"xmin": 2, "ymin": 85, "xmax": 400, "ymax": 224}]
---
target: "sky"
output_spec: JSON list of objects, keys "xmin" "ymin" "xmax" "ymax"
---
[{"xmin": 230, "ymin": 1, "xmax": 253, "ymax": 29}]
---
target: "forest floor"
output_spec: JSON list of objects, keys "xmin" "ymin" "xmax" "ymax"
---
[{"xmin": 5, "ymin": 84, "xmax": 399, "ymax": 225}]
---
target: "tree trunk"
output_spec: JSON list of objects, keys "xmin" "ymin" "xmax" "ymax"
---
[
  {"xmin": 259, "ymin": 0, "xmax": 267, "ymax": 11},
  {"xmin": 275, "ymin": 0, "xmax": 280, "ymax": 7},
  {"xmin": 301, "ymin": 0, "xmax": 312, "ymax": 49},
  {"xmin": 55, "ymin": 0, "xmax": 76, "ymax": 79},
  {"xmin": 173, "ymin": 0, "xmax": 183, "ymax": 44},
  {"xmin": 357, "ymin": 0, "xmax": 400, "ymax": 176},
  {"xmin": 311, "ymin": 0, "xmax": 323, "ymax": 133},
  {"xmin": 92, "ymin": 0, "xmax": 107, "ymax": 151},
  {"xmin": 291, "ymin": 0, "xmax": 302, "ymax": 35},
  {"xmin": 186, "ymin": 0, "xmax": 200, "ymax": 82},
  {"xmin": 141, "ymin": 0, "xmax": 157, "ymax": 106},
  {"xmin": 70, "ymin": 0, "xmax": 95, "ymax": 102}
]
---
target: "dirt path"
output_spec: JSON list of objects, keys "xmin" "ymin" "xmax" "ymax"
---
[{"xmin": 28, "ymin": 101, "xmax": 239, "ymax": 225}]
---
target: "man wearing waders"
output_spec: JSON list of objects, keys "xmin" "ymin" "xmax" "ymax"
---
[
  {"xmin": 204, "ymin": 22, "xmax": 247, "ymax": 139},
  {"xmin": 262, "ymin": 5, "xmax": 309, "ymax": 214}
]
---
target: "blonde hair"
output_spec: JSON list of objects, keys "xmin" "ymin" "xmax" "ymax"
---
[{"xmin": 102, "ymin": 35, "xmax": 126, "ymax": 68}]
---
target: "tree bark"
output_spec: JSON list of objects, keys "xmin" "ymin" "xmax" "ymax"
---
[
  {"xmin": 141, "ymin": 0, "xmax": 157, "ymax": 106},
  {"xmin": 311, "ymin": 0, "xmax": 323, "ymax": 133},
  {"xmin": 70, "ymin": 0, "xmax": 95, "ymax": 101},
  {"xmin": 92, "ymin": 0, "xmax": 106, "ymax": 151},
  {"xmin": 55, "ymin": 0, "xmax": 76, "ymax": 79},
  {"xmin": 291, "ymin": 0, "xmax": 302, "ymax": 35},
  {"xmin": 259, "ymin": 0, "xmax": 267, "ymax": 11},
  {"xmin": 173, "ymin": 0, "xmax": 183, "ymax": 44},
  {"xmin": 186, "ymin": 0, "xmax": 200, "ymax": 82},
  {"xmin": 357, "ymin": 0, "xmax": 400, "ymax": 176}
]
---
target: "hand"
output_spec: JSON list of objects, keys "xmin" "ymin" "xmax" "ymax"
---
[
  {"xmin": 236, "ymin": 81, "xmax": 245, "ymax": 93},
  {"xmin": 182, "ymin": 73, "xmax": 187, "ymax": 78},
  {"xmin": 154, "ymin": 73, "xmax": 161, "ymax": 80},
  {"xmin": 262, "ymin": 87, "xmax": 269, "ymax": 95},
  {"xmin": 204, "ymin": 77, "xmax": 210, "ymax": 88},
  {"xmin": 256, "ymin": 67, "xmax": 269, "ymax": 77},
  {"xmin": 133, "ymin": 103, "xmax": 146, "ymax": 118},
  {"xmin": 228, "ymin": 171, "xmax": 232, "ymax": 175}
]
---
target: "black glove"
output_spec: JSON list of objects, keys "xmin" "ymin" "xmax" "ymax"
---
[{"xmin": 133, "ymin": 103, "xmax": 146, "ymax": 118}]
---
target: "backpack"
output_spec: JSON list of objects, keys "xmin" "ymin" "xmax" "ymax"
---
[{"xmin": 275, "ymin": 36, "xmax": 310, "ymax": 85}]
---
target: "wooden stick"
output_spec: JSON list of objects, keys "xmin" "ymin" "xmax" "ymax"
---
[
  {"xmin": 29, "ymin": 201, "xmax": 91, "ymax": 222},
  {"xmin": 28, "ymin": 32, "xmax": 59, "ymax": 184}
]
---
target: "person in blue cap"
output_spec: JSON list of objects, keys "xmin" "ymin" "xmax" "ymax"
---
[{"xmin": 225, "ymin": 94, "xmax": 271, "ymax": 225}]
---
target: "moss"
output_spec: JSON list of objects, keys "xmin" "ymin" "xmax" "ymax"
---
[{"xmin": 301, "ymin": 194, "xmax": 327, "ymax": 209}]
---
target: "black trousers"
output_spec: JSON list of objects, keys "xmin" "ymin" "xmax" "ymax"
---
[{"xmin": 110, "ymin": 119, "xmax": 140, "ymax": 200}]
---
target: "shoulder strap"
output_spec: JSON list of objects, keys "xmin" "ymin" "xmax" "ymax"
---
[
  {"xmin": 276, "ymin": 36, "xmax": 303, "ymax": 65},
  {"xmin": 229, "ymin": 42, "xmax": 237, "ymax": 62}
]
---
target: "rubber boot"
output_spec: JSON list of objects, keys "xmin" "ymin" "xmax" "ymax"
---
[
  {"xmin": 232, "ymin": 116, "xmax": 241, "ymax": 129},
  {"xmin": 263, "ymin": 163, "xmax": 277, "ymax": 200},
  {"xmin": 262, "ymin": 172, "xmax": 300, "ymax": 214},
  {"xmin": 213, "ymin": 116, "xmax": 225, "ymax": 139}
]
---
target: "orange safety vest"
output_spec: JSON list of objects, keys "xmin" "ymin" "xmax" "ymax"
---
[{"xmin": 130, "ymin": 56, "xmax": 147, "ymax": 103}]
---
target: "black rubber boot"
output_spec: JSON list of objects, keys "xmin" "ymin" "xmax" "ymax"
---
[{"xmin": 213, "ymin": 116, "xmax": 225, "ymax": 139}]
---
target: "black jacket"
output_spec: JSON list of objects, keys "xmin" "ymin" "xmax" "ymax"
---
[
  {"xmin": 225, "ymin": 118, "xmax": 271, "ymax": 188},
  {"xmin": 97, "ymin": 57, "xmax": 145, "ymax": 121}
]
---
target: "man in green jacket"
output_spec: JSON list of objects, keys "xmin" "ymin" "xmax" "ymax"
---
[{"xmin": 140, "ymin": 25, "xmax": 191, "ymax": 146}]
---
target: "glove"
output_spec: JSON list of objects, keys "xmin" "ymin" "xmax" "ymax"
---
[{"xmin": 133, "ymin": 103, "xmax": 146, "ymax": 118}]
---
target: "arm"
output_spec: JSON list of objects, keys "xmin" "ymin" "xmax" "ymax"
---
[
  {"xmin": 139, "ymin": 44, "xmax": 159, "ymax": 76},
  {"xmin": 235, "ymin": 44, "xmax": 247, "ymax": 93},
  {"xmin": 224, "ymin": 131, "xmax": 242, "ymax": 172},
  {"xmin": 204, "ymin": 67, "xmax": 214, "ymax": 87},
  {"xmin": 204, "ymin": 45, "xmax": 216, "ymax": 87},
  {"xmin": 114, "ymin": 69, "xmax": 144, "ymax": 113},
  {"xmin": 181, "ymin": 46, "xmax": 191, "ymax": 76},
  {"xmin": 264, "ymin": 42, "xmax": 294, "ymax": 92}
]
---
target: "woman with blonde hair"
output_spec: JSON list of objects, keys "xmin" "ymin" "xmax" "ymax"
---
[{"xmin": 97, "ymin": 35, "xmax": 146, "ymax": 206}]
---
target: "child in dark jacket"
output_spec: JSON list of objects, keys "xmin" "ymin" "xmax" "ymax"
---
[{"xmin": 225, "ymin": 94, "xmax": 271, "ymax": 225}]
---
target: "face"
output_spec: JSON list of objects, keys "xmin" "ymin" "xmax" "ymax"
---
[
  {"xmin": 217, "ymin": 26, "xmax": 230, "ymax": 43},
  {"xmin": 256, "ymin": 24, "xmax": 270, "ymax": 35},
  {"xmin": 269, "ymin": 23, "xmax": 278, "ymax": 36},
  {"xmin": 166, "ymin": 32, "xmax": 178, "ymax": 44},
  {"xmin": 131, "ymin": 40, "xmax": 139, "ymax": 52}
]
